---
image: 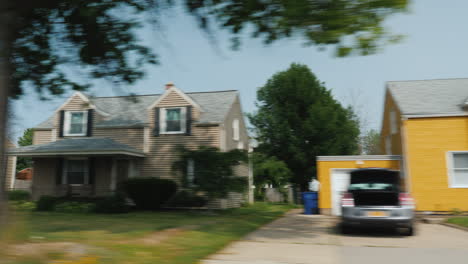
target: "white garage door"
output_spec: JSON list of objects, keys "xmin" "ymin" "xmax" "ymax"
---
[{"xmin": 331, "ymin": 169, "xmax": 352, "ymax": 216}]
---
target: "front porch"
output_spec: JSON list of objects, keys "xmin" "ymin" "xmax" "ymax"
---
[{"xmin": 8, "ymin": 138, "xmax": 145, "ymax": 200}]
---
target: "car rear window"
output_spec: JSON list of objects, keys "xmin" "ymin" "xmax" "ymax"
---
[
  {"xmin": 349, "ymin": 169, "xmax": 400, "ymax": 191},
  {"xmin": 348, "ymin": 183, "xmax": 397, "ymax": 191}
]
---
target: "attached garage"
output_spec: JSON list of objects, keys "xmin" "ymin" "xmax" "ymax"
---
[{"xmin": 316, "ymin": 155, "xmax": 401, "ymax": 216}]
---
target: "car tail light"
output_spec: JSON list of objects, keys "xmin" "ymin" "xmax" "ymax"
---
[
  {"xmin": 341, "ymin": 192, "xmax": 355, "ymax": 207},
  {"xmin": 399, "ymin": 193, "xmax": 414, "ymax": 207}
]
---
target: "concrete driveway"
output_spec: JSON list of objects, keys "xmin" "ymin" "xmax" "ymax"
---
[{"xmin": 202, "ymin": 209, "xmax": 468, "ymax": 264}]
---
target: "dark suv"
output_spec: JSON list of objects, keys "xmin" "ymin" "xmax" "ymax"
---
[{"xmin": 340, "ymin": 168, "xmax": 415, "ymax": 236}]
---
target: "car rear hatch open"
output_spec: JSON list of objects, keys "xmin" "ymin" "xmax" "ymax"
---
[{"xmin": 349, "ymin": 169, "xmax": 400, "ymax": 206}]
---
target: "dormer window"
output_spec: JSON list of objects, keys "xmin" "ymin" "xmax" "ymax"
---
[
  {"xmin": 64, "ymin": 111, "xmax": 88, "ymax": 136},
  {"xmin": 161, "ymin": 107, "xmax": 187, "ymax": 134}
]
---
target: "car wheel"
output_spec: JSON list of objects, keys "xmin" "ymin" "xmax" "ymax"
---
[
  {"xmin": 341, "ymin": 224, "xmax": 351, "ymax": 234},
  {"xmin": 404, "ymin": 226, "xmax": 414, "ymax": 236}
]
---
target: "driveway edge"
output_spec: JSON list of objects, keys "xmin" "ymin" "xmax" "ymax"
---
[{"xmin": 440, "ymin": 222, "xmax": 468, "ymax": 232}]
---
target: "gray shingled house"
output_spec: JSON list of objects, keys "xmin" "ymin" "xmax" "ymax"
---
[{"xmin": 8, "ymin": 83, "xmax": 251, "ymax": 208}]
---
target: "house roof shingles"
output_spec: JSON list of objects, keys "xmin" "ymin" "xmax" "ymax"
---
[
  {"xmin": 8, "ymin": 138, "xmax": 145, "ymax": 157},
  {"xmin": 35, "ymin": 90, "xmax": 238, "ymax": 129},
  {"xmin": 387, "ymin": 78, "xmax": 468, "ymax": 116}
]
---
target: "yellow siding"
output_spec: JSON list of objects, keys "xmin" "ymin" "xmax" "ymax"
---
[
  {"xmin": 317, "ymin": 160, "xmax": 401, "ymax": 210},
  {"xmin": 381, "ymin": 90, "xmax": 403, "ymax": 155},
  {"xmin": 405, "ymin": 116, "xmax": 468, "ymax": 211}
]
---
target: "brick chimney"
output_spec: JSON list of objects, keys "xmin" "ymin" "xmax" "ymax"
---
[{"xmin": 165, "ymin": 82, "xmax": 174, "ymax": 90}]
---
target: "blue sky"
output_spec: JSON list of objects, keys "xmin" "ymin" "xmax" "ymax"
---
[{"xmin": 9, "ymin": 0, "xmax": 468, "ymax": 140}]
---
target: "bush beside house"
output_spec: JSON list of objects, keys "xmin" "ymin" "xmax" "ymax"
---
[
  {"xmin": 8, "ymin": 190, "xmax": 31, "ymax": 201},
  {"xmin": 122, "ymin": 178, "xmax": 178, "ymax": 210}
]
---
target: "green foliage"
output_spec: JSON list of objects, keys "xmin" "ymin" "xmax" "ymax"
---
[
  {"xmin": 9, "ymin": 201, "xmax": 36, "ymax": 211},
  {"xmin": 36, "ymin": 195, "xmax": 59, "ymax": 211},
  {"xmin": 172, "ymin": 146, "xmax": 248, "ymax": 199},
  {"xmin": 361, "ymin": 129, "xmax": 382, "ymax": 154},
  {"xmin": 9, "ymin": 1, "xmax": 158, "ymax": 98},
  {"xmin": 252, "ymin": 153, "xmax": 292, "ymax": 188},
  {"xmin": 188, "ymin": 0, "xmax": 408, "ymax": 54},
  {"xmin": 249, "ymin": 63, "xmax": 360, "ymax": 190},
  {"xmin": 7, "ymin": 1, "xmax": 407, "ymax": 99},
  {"xmin": 17, "ymin": 128, "xmax": 33, "ymax": 146},
  {"xmin": 34, "ymin": 195, "xmax": 129, "ymax": 214},
  {"xmin": 16, "ymin": 128, "xmax": 33, "ymax": 172},
  {"xmin": 7, "ymin": 190, "xmax": 31, "ymax": 201},
  {"xmin": 122, "ymin": 178, "xmax": 178, "ymax": 210},
  {"xmin": 451, "ymin": 208, "xmax": 463, "ymax": 216},
  {"xmin": 166, "ymin": 191, "xmax": 208, "ymax": 208},
  {"xmin": 54, "ymin": 201, "xmax": 95, "ymax": 214},
  {"xmin": 94, "ymin": 194, "xmax": 130, "ymax": 214}
]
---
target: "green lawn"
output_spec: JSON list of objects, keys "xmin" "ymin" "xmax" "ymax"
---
[
  {"xmin": 447, "ymin": 217, "xmax": 468, "ymax": 228},
  {"xmin": 1, "ymin": 203, "xmax": 294, "ymax": 264}
]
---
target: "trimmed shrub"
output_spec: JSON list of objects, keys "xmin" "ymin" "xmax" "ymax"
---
[
  {"xmin": 54, "ymin": 201, "xmax": 95, "ymax": 213},
  {"xmin": 8, "ymin": 190, "xmax": 31, "ymax": 201},
  {"xmin": 36, "ymin": 195, "xmax": 59, "ymax": 211},
  {"xmin": 94, "ymin": 194, "xmax": 129, "ymax": 214},
  {"xmin": 166, "ymin": 191, "xmax": 207, "ymax": 207},
  {"xmin": 122, "ymin": 178, "xmax": 177, "ymax": 210}
]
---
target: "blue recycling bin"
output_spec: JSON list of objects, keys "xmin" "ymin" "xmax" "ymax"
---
[{"xmin": 302, "ymin": 192, "xmax": 318, "ymax": 215}]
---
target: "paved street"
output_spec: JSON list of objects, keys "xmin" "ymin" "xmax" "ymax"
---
[{"xmin": 202, "ymin": 209, "xmax": 468, "ymax": 264}]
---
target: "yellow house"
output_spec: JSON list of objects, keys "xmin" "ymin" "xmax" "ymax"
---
[
  {"xmin": 381, "ymin": 79, "xmax": 468, "ymax": 212},
  {"xmin": 318, "ymin": 78, "xmax": 468, "ymax": 215}
]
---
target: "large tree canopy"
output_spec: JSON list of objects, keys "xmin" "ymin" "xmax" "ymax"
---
[
  {"xmin": 7, "ymin": 0, "xmax": 158, "ymax": 98},
  {"xmin": 249, "ymin": 63, "xmax": 360, "ymax": 190},
  {"xmin": 3, "ymin": 0, "xmax": 408, "ymax": 98}
]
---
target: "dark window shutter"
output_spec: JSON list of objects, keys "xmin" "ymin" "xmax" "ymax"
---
[
  {"xmin": 153, "ymin": 108, "xmax": 160, "ymax": 136},
  {"xmin": 59, "ymin": 110, "xmax": 65, "ymax": 137},
  {"xmin": 56, "ymin": 158, "xmax": 64, "ymax": 185},
  {"xmin": 87, "ymin": 109, "xmax": 94, "ymax": 137},
  {"xmin": 88, "ymin": 158, "xmax": 95, "ymax": 185},
  {"xmin": 185, "ymin": 106, "xmax": 192, "ymax": 136}
]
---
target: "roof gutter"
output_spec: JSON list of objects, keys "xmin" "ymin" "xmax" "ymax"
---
[
  {"xmin": 7, "ymin": 150, "xmax": 146, "ymax": 158},
  {"xmin": 317, "ymin": 155, "xmax": 401, "ymax": 161},
  {"xmin": 403, "ymin": 113, "xmax": 468, "ymax": 119}
]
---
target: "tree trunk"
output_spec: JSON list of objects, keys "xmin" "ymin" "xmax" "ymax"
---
[{"xmin": 0, "ymin": 1, "xmax": 14, "ymax": 233}]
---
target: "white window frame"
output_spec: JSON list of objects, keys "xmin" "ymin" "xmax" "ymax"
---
[
  {"xmin": 64, "ymin": 111, "xmax": 88, "ymax": 136},
  {"xmin": 447, "ymin": 151, "xmax": 468, "ymax": 188},
  {"xmin": 62, "ymin": 157, "xmax": 89, "ymax": 186},
  {"xmin": 233, "ymin": 119, "xmax": 240, "ymax": 141},
  {"xmin": 390, "ymin": 109, "xmax": 398, "ymax": 135},
  {"xmin": 187, "ymin": 159, "xmax": 196, "ymax": 186},
  {"xmin": 160, "ymin": 107, "xmax": 187, "ymax": 134}
]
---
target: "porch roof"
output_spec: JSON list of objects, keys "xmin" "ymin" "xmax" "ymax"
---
[{"xmin": 7, "ymin": 138, "xmax": 145, "ymax": 157}]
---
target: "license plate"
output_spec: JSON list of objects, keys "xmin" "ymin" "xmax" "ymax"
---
[{"xmin": 367, "ymin": 211, "xmax": 387, "ymax": 217}]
